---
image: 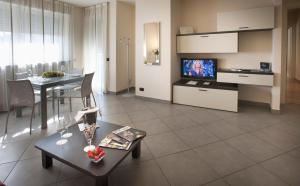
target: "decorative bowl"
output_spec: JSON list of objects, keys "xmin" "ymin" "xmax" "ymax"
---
[
  {"xmin": 90, "ymin": 155, "xmax": 105, "ymax": 163},
  {"xmin": 87, "ymin": 146, "xmax": 105, "ymax": 163},
  {"xmin": 42, "ymin": 71, "xmax": 64, "ymax": 78}
]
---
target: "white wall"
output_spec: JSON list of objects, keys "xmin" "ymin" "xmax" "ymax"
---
[
  {"xmin": 178, "ymin": 0, "xmax": 281, "ymax": 106},
  {"xmin": 271, "ymin": 0, "xmax": 284, "ymax": 111},
  {"xmin": 108, "ymin": 0, "xmax": 117, "ymax": 92},
  {"xmin": 134, "ymin": 0, "xmax": 284, "ymax": 109},
  {"xmin": 135, "ymin": 0, "xmax": 172, "ymax": 101},
  {"xmin": 180, "ymin": 0, "xmax": 274, "ymax": 33},
  {"xmin": 116, "ymin": 1, "xmax": 135, "ymax": 92},
  {"xmin": 171, "ymin": 0, "xmax": 181, "ymax": 84}
]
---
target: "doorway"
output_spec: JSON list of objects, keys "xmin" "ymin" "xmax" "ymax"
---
[{"xmin": 286, "ymin": 9, "xmax": 300, "ymax": 104}]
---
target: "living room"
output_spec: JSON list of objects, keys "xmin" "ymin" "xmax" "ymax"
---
[{"xmin": 0, "ymin": 0, "xmax": 300, "ymax": 186}]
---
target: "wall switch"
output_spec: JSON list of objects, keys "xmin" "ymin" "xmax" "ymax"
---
[{"xmin": 139, "ymin": 87, "xmax": 144, "ymax": 91}]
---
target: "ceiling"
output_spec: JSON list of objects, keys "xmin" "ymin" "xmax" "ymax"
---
[{"xmin": 60, "ymin": 0, "xmax": 135, "ymax": 7}]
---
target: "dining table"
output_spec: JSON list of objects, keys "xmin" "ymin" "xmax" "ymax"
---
[{"xmin": 28, "ymin": 74, "xmax": 84, "ymax": 129}]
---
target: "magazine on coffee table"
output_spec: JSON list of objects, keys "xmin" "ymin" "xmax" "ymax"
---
[
  {"xmin": 99, "ymin": 133, "xmax": 132, "ymax": 150},
  {"xmin": 112, "ymin": 126, "xmax": 145, "ymax": 142}
]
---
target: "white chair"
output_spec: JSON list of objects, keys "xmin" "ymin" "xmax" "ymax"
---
[{"xmin": 5, "ymin": 80, "xmax": 38, "ymax": 135}]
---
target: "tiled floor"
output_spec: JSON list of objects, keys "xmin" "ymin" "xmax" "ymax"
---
[{"xmin": 0, "ymin": 94, "xmax": 300, "ymax": 186}]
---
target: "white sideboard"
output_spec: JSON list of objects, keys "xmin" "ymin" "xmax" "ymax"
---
[
  {"xmin": 173, "ymin": 81, "xmax": 238, "ymax": 112},
  {"xmin": 217, "ymin": 72, "xmax": 274, "ymax": 86},
  {"xmin": 177, "ymin": 32, "xmax": 238, "ymax": 54},
  {"xmin": 217, "ymin": 7, "xmax": 275, "ymax": 32}
]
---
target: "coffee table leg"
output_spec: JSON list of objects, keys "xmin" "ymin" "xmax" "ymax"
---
[
  {"xmin": 132, "ymin": 142, "xmax": 141, "ymax": 159},
  {"xmin": 42, "ymin": 151, "xmax": 53, "ymax": 169},
  {"xmin": 95, "ymin": 176, "xmax": 108, "ymax": 186}
]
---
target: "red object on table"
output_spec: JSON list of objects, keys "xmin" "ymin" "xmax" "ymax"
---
[{"xmin": 0, "ymin": 180, "xmax": 5, "ymax": 186}]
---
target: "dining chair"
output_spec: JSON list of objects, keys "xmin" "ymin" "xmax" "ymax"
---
[
  {"xmin": 54, "ymin": 68, "xmax": 83, "ymax": 92},
  {"xmin": 57, "ymin": 72, "xmax": 100, "ymax": 119},
  {"xmin": 5, "ymin": 80, "xmax": 37, "ymax": 135},
  {"xmin": 15, "ymin": 71, "xmax": 54, "ymax": 115}
]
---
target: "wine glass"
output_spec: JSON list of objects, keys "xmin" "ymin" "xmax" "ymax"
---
[
  {"xmin": 83, "ymin": 125, "xmax": 96, "ymax": 152},
  {"xmin": 56, "ymin": 119, "xmax": 68, "ymax": 145},
  {"xmin": 62, "ymin": 113, "xmax": 73, "ymax": 138},
  {"xmin": 27, "ymin": 69, "xmax": 32, "ymax": 77},
  {"xmin": 60, "ymin": 64, "xmax": 66, "ymax": 75}
]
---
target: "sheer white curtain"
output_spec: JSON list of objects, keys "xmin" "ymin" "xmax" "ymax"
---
[
  {"xmin": 83, "ymin": 3, "xmax": 108, "ymax": 94},
  {"xmin": 0, "ymin": 0, "xmax": 12, "ymax": 111},
  {"xmin": 0, "ymin": 0, "xmax": 74, "ymax": 111}
]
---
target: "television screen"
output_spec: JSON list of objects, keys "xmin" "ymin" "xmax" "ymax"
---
[{"xmin": 181, "ymin": 58, "xmax": 217, "ymax": 80}]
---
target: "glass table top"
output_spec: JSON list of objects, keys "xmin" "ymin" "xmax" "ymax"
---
[{"xmin": 28, "ymin": 74, "xmax": 84, "ymax": 86}]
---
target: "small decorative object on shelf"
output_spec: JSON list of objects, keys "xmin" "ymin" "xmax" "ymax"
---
[
  {"xmin": 87, "ymin": 146, "xmax": 105, "ymax": 163},
  {"xmin": 42, "ymin": 71, "xmax": 64, "ymax": 78}
]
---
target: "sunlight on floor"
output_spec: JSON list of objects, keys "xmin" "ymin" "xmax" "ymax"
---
[{"xmin": 11, "ymin": 128, "xmax": 32, "ymax": 138}]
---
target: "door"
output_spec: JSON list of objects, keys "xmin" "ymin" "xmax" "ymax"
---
[{"xmin": 286, "ymin": 24, "xmax": 300, "ymax": 104}]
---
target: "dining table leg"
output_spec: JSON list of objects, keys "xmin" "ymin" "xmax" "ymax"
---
[
  {"xmin": 42, "ymin": 151, "xmax": 53, "ymax": 169},
  {"xmin": 16, "ymin": 107, "xmax": 22, "ymax": 117},
  {"xmin": 40, "ymin": 87, "xmax": 48, "ymax": 129},
  {"xmin": 60, "ymin": 90, "xmax": 65, "ymax": 104}
]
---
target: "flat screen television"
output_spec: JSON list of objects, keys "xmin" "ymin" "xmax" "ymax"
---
[{"xmin": 181, "ymin": 58, "xmax": 217, "ymax": 81}]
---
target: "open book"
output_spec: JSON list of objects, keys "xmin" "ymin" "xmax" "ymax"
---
[
  {"xmin": 99, "ymin": 133, "xmax": 132, "ymax": 150},
  {"xmin": 112, "ymin": 126, "xmax": 145, "ymax": 142},
  {"xmin": 74, "ymin": 107, "xmax": 99, "ymax": 122}
]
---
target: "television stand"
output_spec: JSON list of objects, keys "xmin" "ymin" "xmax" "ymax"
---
[
  {"xmin": 173, "ymin": 79, "xmax": 238, "ymax": 112},
  {"xmin": 185, "ymin": 80, "xmax": 212, "ymax": 86}
]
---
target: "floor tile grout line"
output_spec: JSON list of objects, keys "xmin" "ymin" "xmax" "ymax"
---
[
  {"xmin": 249, "ymin": 127, "xmax": 300, "ymax": 152},
  {"xmin": 171, "ymin": 126, "xmax": 222, "ymax": 149},
  {"xmin": 1, "ymin": 161, "xmax": 17, "ymax": 184},
  {"xmin": 154, "ymin": 148, "xmax": 222, "ymax": 186},
  {"xmin": 193, "ymin": 142, "xmax": 299, "ymax": 186},
  {"xmin": 198, "ymin": 178, "xmax": 229, "ymax": 186},
  {"xmin": 222, "ymin": 134, "xmax": 286, "ymax": 162},
  {"xmin": 3, "ymin": 139, "xmax": 41, "ymax": 183},
  {"xmin": 153, "ymin": 158, "xmax": 172, "ymax": 186},
  {"xmin": 54, "ymin": 167, "xmax": 87, "ymax": 185},
  {"xmin": 191, "ymin": 146, "xmax": 256, "ymax": 178}
]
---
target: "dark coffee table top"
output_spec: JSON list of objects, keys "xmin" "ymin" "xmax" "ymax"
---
[{"xmin": 35, "ymin": 121, "xmax": 146, "ymax": 177}]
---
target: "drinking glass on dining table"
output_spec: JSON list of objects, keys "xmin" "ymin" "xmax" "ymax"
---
[{"xmin": 56, "ymin": 118, "xmax": 68, "ymax": 145}]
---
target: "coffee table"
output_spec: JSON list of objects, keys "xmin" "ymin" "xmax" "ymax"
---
[{"xmin": 35, "ymin": 121, "xmax": 146, "ymax": 186}]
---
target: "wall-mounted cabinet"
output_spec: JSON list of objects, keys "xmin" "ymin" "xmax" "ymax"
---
[
  {"xmin": 217, "ymin": 7, "xmax": 275, "ymax": 32},
  {"xmin": 177, "ymin": 32, "xmax": 238, "ymax": 54}
]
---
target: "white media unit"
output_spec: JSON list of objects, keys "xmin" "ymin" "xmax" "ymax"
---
[
  {"xmin": 172, "ymin": 70, "xmax": 274, "ymax": 112},
  {"xmin": 173, "ymin": 80, "xmax": 238, "ymax": 112}
]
